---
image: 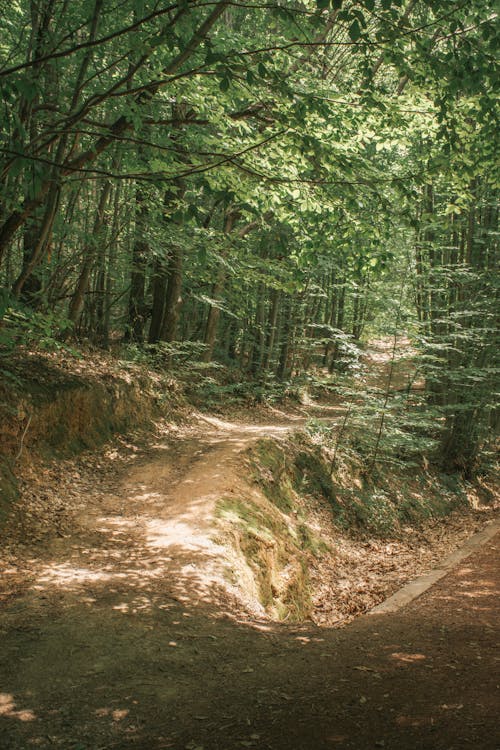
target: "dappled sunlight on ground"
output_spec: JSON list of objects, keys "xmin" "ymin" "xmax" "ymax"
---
[
  {"xmin": 199, "ymin": 415, "xmax": 304, "ymax": 433},
  {"xmin": 0, "ymin": 516, "xmax": 498, "ymax": 750},
  {"xmin": 0, "ymin": 694, "xmax": 36, "ymax": 722},
  {"xmin": 35, "ymin": 563, "xmax": 122, "ymax": 586},
  {"xmin": 390, "ymin": 652, "xmax": 427, "ymax": 664},
  {"xmin": 21, "ymin": 426, "xmax": 280, "ymax": 618},
  {"xmin": 145, "ymin": 518, "xmax": 221, "ymax": 552},
  {"xmin": 422, "ymin": 568, "xmax": 498, "ymax": 615},
  {"xmin": 1, "ymin": 401, "xmax": 498, "ymax": 749}
]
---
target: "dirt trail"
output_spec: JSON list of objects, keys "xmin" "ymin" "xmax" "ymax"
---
[
  {"xmin": 2, "ymin": 411, "xmax": 321, "ymax": 616},
  {"xmin": 78, "ymin": 412, "xmax": 334, "ymax": 610},
  {"xmin": 1, "ymin": 505, "xmax": 498, "ymax": 749},
  {"xmin": 0, "ymin": 342, "xmax": 498, "ymax": 749}
]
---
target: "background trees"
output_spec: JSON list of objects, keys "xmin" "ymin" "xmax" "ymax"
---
[{"xmin": 1, "ymin": 0, "xmax": 497, "ymax": 475}]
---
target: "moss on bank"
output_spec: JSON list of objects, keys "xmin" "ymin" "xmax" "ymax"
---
[
  {"xmin": 249, "ymin": 433, "xmax": 468, "ymax": 539},
  {"xmin": 212, "ymin": 431, "xmax": 475, "ymax": 622},
  {"xmin": 215, "ymin": 490, "xmax": 328, "ymax": 622}
]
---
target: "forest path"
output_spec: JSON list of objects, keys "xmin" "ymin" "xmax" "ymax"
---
[
  {"xmin": 67, "ymin": 407, "xmax": 342, "ymax": 613},
  {"xmin": 1, "ymin": 499, "xmax": 498, "ymax": 749},
  {"xmin": 0, "ymin": 402, "xmax": 339, "ymax": 616},
  {"xmin": 0, "ymin": 341, "xmax": 497, "ymax": 749}
]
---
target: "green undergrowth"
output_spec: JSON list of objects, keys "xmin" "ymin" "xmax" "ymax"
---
[
  {"xmin": 250, "ymin": 432, "xmax": 468, "ymax": 539},
  {"xmin": 189, "ymin": 372, "xmax": 306, "ymax": 412}
]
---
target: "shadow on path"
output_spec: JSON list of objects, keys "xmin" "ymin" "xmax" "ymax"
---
[{"xmin": 1, "ymin": 520, "xmax": 498, "ymax": 749}]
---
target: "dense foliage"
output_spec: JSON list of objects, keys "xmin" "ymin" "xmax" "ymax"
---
[{"xmin": 0, "ymin": 0, "xmax": 498, "ymax": 476}]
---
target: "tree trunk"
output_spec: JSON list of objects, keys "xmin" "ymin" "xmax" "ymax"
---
[
  {"xmin": 12, "ymin": 184, "xmax": 60, "ymax": 300},
  {"xmin": 264, "ymin": 288, "xmax": 280, "ymax": 372},
  {"xmin": 68, "ymin": 180, "xmax": 111, "ymax": 327},
  {"xmin": 159, "ymin": 242, "xmax": 183, "ymax": 343},
  {"xmin": 203, "ymin": 210, "xmax": 236, "ymax": 362},
  {"xmin": 126, "ymin": 188, "xmax": 149, "ymax": 342},
  {"xmin": 277, "ymin": 298, "xmax": 294, "ymax": 380}
]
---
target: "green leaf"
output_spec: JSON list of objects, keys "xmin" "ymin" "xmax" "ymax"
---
[
  {"xmin": 349, "ymin": 20, "xmax": 361, "ymax": 42},
  {"xmin": 16, "ymin": 79, "xmax": 38, "ymax": 102}
]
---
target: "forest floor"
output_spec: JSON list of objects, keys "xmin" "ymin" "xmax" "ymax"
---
[{"xmin": 0, "ymin": 341, "xmax": 498, "ymax": 749}]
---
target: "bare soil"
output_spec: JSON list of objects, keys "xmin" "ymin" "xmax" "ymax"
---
[
  {"xmin": 0, "ymin": 340, "xmax": 498, "ymax": 748},
  {"xmin": 0, "ymin": 405, "xmax": 498, "ymax": 749}
]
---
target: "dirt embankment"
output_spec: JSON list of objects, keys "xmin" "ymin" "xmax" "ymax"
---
[{"xmin": 0, "ymin": 350, "xmax": 182, "ymax": 519}]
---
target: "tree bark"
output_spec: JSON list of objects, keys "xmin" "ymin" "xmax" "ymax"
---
[
  {"xmin": 125, "ymin": 189, "xmax": 149, "ymax": 342},
  {"xmin": 203, "ymin": 210, "xmax": 237, "ymax": 362},
  {"xmin": 68, "ymin": 179, "xmax": 111, "ymax": 327},
  {"xmin": 159, "ymin": 242, "xmax": 183, "ymax": 343}
]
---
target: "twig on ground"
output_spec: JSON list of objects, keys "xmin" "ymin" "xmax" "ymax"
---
[{"xmin": 15, "ymin": 412, "xmax": 32, "ymax": 461}]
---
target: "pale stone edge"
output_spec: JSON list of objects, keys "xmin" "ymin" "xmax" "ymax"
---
[{"xmin": 368, "ymin": 518, "xmax": 500, "ymax": 615}]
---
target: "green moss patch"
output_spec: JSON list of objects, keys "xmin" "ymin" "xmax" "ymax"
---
[
  {"xmin": 249, "ymin": 440, "xmax": 295, "ymax": 511},
  {"xmin": 216, "ymin": 494, "xmax": 324, "ymax": 622}
]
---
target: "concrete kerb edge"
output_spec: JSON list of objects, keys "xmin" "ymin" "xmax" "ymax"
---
[{"xmin": 367, "ymin": 518, "xmax": 500, "ymax": 616}]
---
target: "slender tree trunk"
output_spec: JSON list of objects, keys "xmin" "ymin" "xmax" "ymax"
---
[
  {"xmin": 159, "ymin": 242, "xmax": 183, "ymax": 343},
  {"xmin": 126, "ymin": 188, "xmax": 149, "ymax": 342},
  {"xmin": 12, "ymin": 183, "xmax": 60, "ymax": 299},
  {"xmin": 328, "ymin": 279, "xmax": 345, "ymax": 372},
  {"xmin": 203, "ymin": 210, "xmax": 236, "ymax": 361},
  {"xmin": 68, "ymin": 179, "xmax": 111, "ymax": 327},
  {"xmin": 100, "ymin": 181, "xmax": 122, "ymax": 347},
  {"xmin": 264, "ymin": 288, "xmax": 280, "ymax": 372},
  {"xmin": 249, "ymin": 283, "xmax": 266, "ymax": 377},
  {"xmin": 148, "ymin": 259, "xmax": 168, "ymax": 343},
  {"xmin": 149, "ymin": 173, "xmax": 186, "ymax": 344},
  {"xmin": 277, "ymin": 298, "xmax": 294, "ymax": 380}
]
